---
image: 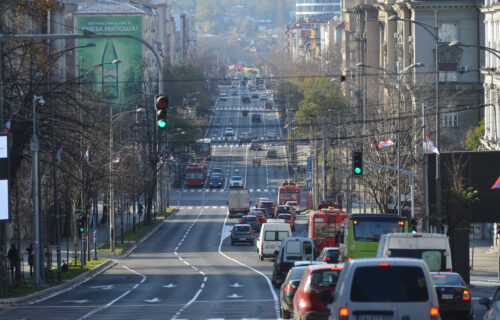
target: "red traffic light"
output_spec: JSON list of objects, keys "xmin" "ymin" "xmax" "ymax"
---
[{"xmin": 156, "ymin": 96, "xmax": 169, "ymax": 109}]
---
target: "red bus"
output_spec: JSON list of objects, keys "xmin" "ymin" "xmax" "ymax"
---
[
  {"xmin": 308, "ymin": 208, "xmax": 348, "ymax": 256},
  {"xmin": 185, "ymin": 165, "xmax": 206, "ymax": 188},
  {"xmin": 277, "ymin": 181, "xmax": 300, "ymax": 209}
]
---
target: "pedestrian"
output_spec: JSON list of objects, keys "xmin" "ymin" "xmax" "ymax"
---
[
  {"xmin": 26, "ymin": 243, "xmax": 34, "ymax": 277},
  {"xmin": 258, "ymin": 159, "xmax": 261, "ymax": 167},
  {"xmin": 7, "ymin": 244, "xmax": 18, "ymax": 282}
]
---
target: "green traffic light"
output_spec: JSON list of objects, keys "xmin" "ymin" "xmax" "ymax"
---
[
  {"xmin": 158, "ymin": 120, "xmax": 167, "ymax": 128},
  {"xmin": 79, "ymin": 227, "xmax": 84, "ymax": 233},
  {"xmin": 354, "ymin": 167, "xmax": 362, "ymax": 174}
]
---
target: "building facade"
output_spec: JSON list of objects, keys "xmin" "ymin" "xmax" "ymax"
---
[{"xmin": 296, "ymin": 0, "xmax": 342, "ymax": 21}]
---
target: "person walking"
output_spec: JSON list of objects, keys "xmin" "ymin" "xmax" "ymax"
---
[
  {"xmin": 7, "ymin": 244, "xmax": 19, "ymax": 282},
  {"xmin": 26, "ymin": 243, "xmax": 34, "ymax": 277}
]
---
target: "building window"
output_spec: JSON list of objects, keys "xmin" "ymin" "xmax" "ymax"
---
[
  {"xmin": 441, "ymin": 112, "xmax": 459, "ymax": 128},
  {"xmin": 438, "ymin": 23, "xmax": 457, "ymax": 43},
  {"xmin": 439, "ymin": 71, "xmax": 457, "ymax": 82}
]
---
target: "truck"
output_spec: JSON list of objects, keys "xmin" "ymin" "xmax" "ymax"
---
[
  {"xmin": 227, "ymin": 188, "xmax": 251, "ymax": 218},
  {"xmin": 194, "ymin": 138, "xmax": 211, "ymax": 161}
]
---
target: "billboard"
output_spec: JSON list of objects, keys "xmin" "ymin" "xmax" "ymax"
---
[
  {"xmin": 76, "ymin": 16, "xmax": 143, "ymax": 109},
  {"xmin": 427, "ymin": 151, "xmax": 500, "ymax": 223}
]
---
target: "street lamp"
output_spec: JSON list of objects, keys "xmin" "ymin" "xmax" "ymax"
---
[
  {"xmin": 388, "ymin": 12, "xmax": 441, "ymax": 230},
  {"xmin": 357, "ymin": 62, "xmax": 424, "ymax": 216}
]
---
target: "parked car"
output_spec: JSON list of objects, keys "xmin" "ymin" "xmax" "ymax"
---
[
  {"xmin": 328, "ymin": 258, "xmax": 441, "ymax": 320},
  {"xmin": 277, "ymin": 213, "xmax": 295, "ymax": 231},
  {"xmin": 229, "ymin": 175, "xmax": 243, "ymax": 188},
  {"xmin": 239, "ymin": 215, "xmax": 261, "ymax": 232},
  {"xmin": 316, "ymin": 247, "xmax": 340, "ymax": 263},
  {"xmin": 266, "ymin": 149, "xmax": 278, "ymax": 158},
  {"xmin": 431, "ymin": 272, "xmax": 472, "ymax": 320},
  {"xmin": 224, "ymin": 127, "xmax": 234, "ymax": 136},
  {"xmin": 230, "ymin": 224, "xmax": 255, "ymax": 246},
  {"xmin": 293, "ymin": 264, "xmax": 343, "ymax": 320}
]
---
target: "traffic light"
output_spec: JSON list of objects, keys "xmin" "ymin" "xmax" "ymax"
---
[
  {"xmin": 410, "ymin": 218, "xmax": 417, "ymax": 233},
  {"xmin": 78, "ymin": 214, "xmax": 87, "ymax": 236},
  {"xmin": 352, "ymin": 151, "xmax": 363, "ymax": 176},
  {"xmin": 156, "ymin": 95, "xmax": 169, "ymax": 129}
]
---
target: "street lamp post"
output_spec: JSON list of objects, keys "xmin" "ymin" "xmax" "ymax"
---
[
  {"xmin": 389, "ymin": 12, "xmax": 440, "ymax": 229},
  {"xmin": 357, "ymin": 62, "xmax": 424, "ymax": 216}
]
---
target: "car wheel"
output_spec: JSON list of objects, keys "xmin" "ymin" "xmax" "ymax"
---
[{"xmin": 281, "ymin": 308, "xmax": 290, "ymax": 319}]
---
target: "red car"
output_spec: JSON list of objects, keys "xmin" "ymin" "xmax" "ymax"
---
[
  {"xmin": 277, "ymin": 213, "xmax": 295, "ymax": 231},
  {"xmin": 248, "ymin": 210, "xmax": 267, "ymax": 224},
  {"xmin": 293, "ymin": 264, "xmax": 343, "ymax": 320}
]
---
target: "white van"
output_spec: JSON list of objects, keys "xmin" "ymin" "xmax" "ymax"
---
[
  {"xmin": 256, "ymin": 222, "xmax": 291, "ymax": 261},
  {"xmin": 376, "ymin": 232, "xmax": 452, "ymax": 272},
  {"xmin": 328, "ymin": 258, "xmax": 441, "ymax": 320}
]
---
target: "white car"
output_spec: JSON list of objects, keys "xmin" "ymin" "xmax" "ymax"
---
[
  {"xmin": 229, "ymin": 175, "xmax": 243, "ymax": 188},
  {"xmin": 224, "ymin": 127, "xmax": 234, "ymax": 136}
]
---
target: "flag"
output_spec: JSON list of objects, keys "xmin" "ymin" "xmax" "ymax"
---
[
  {"xmin": 2, "ymin": 114, "xmax": 13, "ymax": 133},
  {"xmin": 492, "ymin": 176, "xmax": 500, "ymax": 190},
  {"xmin": 85, "ymin": 145, "xmax": 90, "ymax": 163},
  {"xmin": 56, "ymin": 144, "xmax": 63, "ymax": 163},
  {"xmin": 425, "ymin": 135, "xmax": 440, "ymax": 154},
  {"xmin": 378, "ymin": 138, "xmax": 395, "ymax": 149},
  {"xmin": 283, "ymin": 122, "xmax": 288, "ymax": 129},
  {"xmin": 112, "ymin": 152, "xmax": 121, "ymax": 163},
  {"xmin": 371, "ymin": 143, "xmax": 380, "ymax": 156}
]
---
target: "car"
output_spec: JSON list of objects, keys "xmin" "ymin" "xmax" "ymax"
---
[
  {"xmin": 256, "ymin": 199, "xmax": 275, "ymax": 218},
  {"xmin": 229, "ymin": 175, "xmax": 243, "ymax": 188},
  {"xmin": 249, "ymin": 140, "xmax": 262, "ymax": 151},
  {"xmin": 208, "ymin": 173, "xmax": 223, "ymax": 188},
  {"xmin": 264, "ymin": 101, "xmax": 273, "ymax": 109},
  {"xmin": 480, "ymin": 286, "xmax": 500, "ymax": 320},
  {"xmin": 248, "ymin": 210, "xmax": 267, "ymax": 224},
  {"xmin": 328, "ymin": 258, "xmax": 441, "ymax": 320},
  {"xmin": 272, "ymin": 237, "xmax": 316, "ymax": 288},
  {"xmin": 316, "ymin": 247, "xmax": 340, "ymax": 263},
  {"xmin": 251, "ymin": 113, "xmax": 261, "ymax": 123},
  {"xmin": 212, "ymin": 168, "xmax": 223, "ymax": 176},
  {"xmin": 266, "ymin": 130, "xmax": 278, "ymax": 139},
  {"xmin": 239, "ymin": 132, "xmax": 256, "ymax": 142},
  {"xmin": 431, "ymin": 272, "xmax": 472, "ymax": 320},
  {"xmin": 285, "ymin": 201, "xmax": 299, "ymax": 213},
  {"xmin": 230, "ymin": 224, "xmax": 255, "ymax": 246},
  {"xmin": 280, "ymin": 266, "xmax": 309, "ymax": 319},
  {"xmin": 275, "ymin": 205, "xmax": 292, "ymax": 215},
  {"xmin": 251, "ymin": 92, "xmax": 259, "ymax": 99},
  {"xmin": 224, "ymin": 127, "xmax": 234, "ymax": 136},
  {"xmin": 241, "ymin": 94, "xmax": 251, "ymax": 103},
  {"xmin": 219, "ymin": 93, "xmax": 228, "ymax": 102},
  {"xmin": 239, "ymin": 215, "xmax": 261, "ymax": 232},
  {"xmin": 293, "ymin": 264, "xmax": 343, "ymax": 320},
  {"xmin": 266, "ymin": 149, "xmax": 278, "ymax": 158},
  {"xmin": 277, "ymin": 213, "xmax": 295, "ymax": 231}
]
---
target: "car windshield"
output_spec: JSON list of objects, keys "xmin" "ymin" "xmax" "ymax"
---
[
  {"xmin": 389, "ymin": 249, "xmax": 445, "ymax": 272},
  {"xmin": 351, "ymin": 266, "xmax": 429, "ymax": 302},
  {"xmin": 243, "ymin": 216, "xmax": 258, "ymax": 222},
  {"xmin": 250, "ymin": 211, "xmax": 263, "ymax": 216},
  {"xmin": 278, "ymin": 214, "xmax": 291, "ymax": 220},
  {"xmin": 187, "ymin": 171, "xmax": 203, "ymax": 179},
  {"xmin": 231, "ymin": 176, "xmax": 242, "ymax": 181},
  {"xmin": 325, "ymin": 250, "xmax": 339, "ymax": 260},
  {"xmin": 431, "ymin": 273, "xmax": 465, "ymax": 286},
  {"xmin": 264, "ymin": 231, "xmax": 289, "ymax": 241},
  {"xmin": 352, "ymin": 218, "xmax": 404, "ymax": 241},
  {"xmin": 234, "ymin": 226, "xmax": 250, "ymax": 232}
]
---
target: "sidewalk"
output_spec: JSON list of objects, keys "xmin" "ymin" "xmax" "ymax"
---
[
  {"xmin": 470, "ymin": 237, "xmax": 500, "ymax": 281},
  {"xmin": 14, "ymin": 211, "xmax": 146, "ymax": 284}
]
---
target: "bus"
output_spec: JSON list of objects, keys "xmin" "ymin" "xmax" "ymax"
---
[
  {"xmin": 277, "ymin": 182, "xmax": 300, "ymax": 209},
  {"xmin": 308, "ymin": 207, "xmax": 348, "ymax": 256},
  {"xmin": 185, "ymin": 164, "xmax": 206, "ymax": 188},
  {"xmin": 342, "ymin": 213, "xmax": 407, "ymax": 260},
  {"xmin": 195, "ymin": 138, "xmax": 211, "ymax": 161}
]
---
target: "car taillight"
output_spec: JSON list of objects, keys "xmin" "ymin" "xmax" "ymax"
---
[
  {"xmin": 446, "ymin": 268, "xmax": 452, "ymax": 272},
  {"xmin": 323, "ymin": 257, "xmax": 330, "ymax": 261},
  {"xmin": 462, "ymin": 289, "xmax": 471, "ymax": 301},
  {"xmin": 347, "ymin": 257, "xmax": 352, "ymax": 261},
  {"xmin": 231, "ymin": 232, "xmax": 235, "ymax": 236},
  {"xmin": 339, "ymin": 307, "xmax": 349, "ymax": 319},
  {"xmin": 284, "ymin": 283, "xmax": 296, "ymax": 292},
  {"xmin": 430, "ymin": 307, "xmax": 440, "ymax": 319},
  {"xmin": 250, "ymin": 232, "xmax": 254, "ymax": 236},
  {"xmin": 378, "ymin": 262, "xmax": 390, "ymax": 267}
]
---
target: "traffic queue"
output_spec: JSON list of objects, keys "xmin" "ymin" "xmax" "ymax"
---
[{"xmin": 228, "ymin": 195, "xmax": 471, "ymax": 320}]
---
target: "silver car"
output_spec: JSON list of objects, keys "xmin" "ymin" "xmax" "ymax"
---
[{"xmin": 229, "ymin": 175, "xmax": 243, "ymax": 188}]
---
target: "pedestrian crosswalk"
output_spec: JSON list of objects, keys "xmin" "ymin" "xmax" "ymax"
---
[
  {"xmin": 177, "ymin": 189, "xmax": 275, "ymax": 193},
  {"xmin": 213, "ymin": 106, "xmax": 270, "ymax": 111}
]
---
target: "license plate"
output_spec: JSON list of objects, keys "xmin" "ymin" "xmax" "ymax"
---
[
  {"xmin": 265, "ymin": 245, "xmax": 274, "ymax": 249},
  {"xmin": 357, "ymin": 316, "xmax": 391, "ymax": 320},
  {"xmin": 441, "ymin": 294, "xmax": 454, "ymax": 300},
  {"xmin": 239, "ymin": 237, "xmax": 247, "ymax": 240}
]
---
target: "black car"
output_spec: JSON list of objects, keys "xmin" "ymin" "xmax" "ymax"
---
[
  {"xmin": 316, "ymin": 247, "xmax": 340, "ymax": 263},
  {"xmin": 431, "ymin": 272, "xmax": 472, "ymax": 320},
  {"xmin": 251, "ymin": 113, "xmax": 261, "ymax": 123},
  {"xmin": 230, "ymin": 224, "xmax": 255, "ymax": 246},
  {"xmin": 239, "ymin": 215, "xmax": 261, "ymax": 232},
  {"xmin": 257, "ymin": 200, "xmax": 275, "ymax": 218},
  {"xmin": 279, "ymin": 266, "xmax": 308, "ymax": 319},
  {"xmin": 275, "ymin": 205, "xmax": 292, "ymax": 216},
  {"xmin": 208, "ymin": 174, "xmax": 223, "ymax": 188}
]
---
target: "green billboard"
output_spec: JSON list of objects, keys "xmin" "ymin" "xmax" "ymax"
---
[{"xmin": 76, "ymin": 16, "xmax": 142, "ymax": 109}]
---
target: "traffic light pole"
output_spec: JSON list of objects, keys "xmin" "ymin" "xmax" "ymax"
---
[{"xmin": 363, "ymin": 161, "xmax": 415, "ymax": 218}]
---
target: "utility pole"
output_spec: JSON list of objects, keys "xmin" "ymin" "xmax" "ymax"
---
[
  {"xmin": 322, "ymin": 125, "xmax": 327, "ymax": 201},
  {"xmin": 31, "ymin": 96, "xmax": 43, "ymax": 287}
]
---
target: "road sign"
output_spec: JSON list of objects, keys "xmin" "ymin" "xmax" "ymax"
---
[{"xmin": 306, "ymin": 156, "xmax": 312, "ymax": 172}]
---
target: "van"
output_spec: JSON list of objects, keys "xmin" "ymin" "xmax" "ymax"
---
[
  {"xmin": 271, "ymin": 237, "xmax": 316, "ymax": 287},
  {"xmin": 328, "ymin": 258, "xmax": 441, "ymax": 320},
  {"xmin": 376, "ymin": 232, "xmax": 452, "ymax": 272},
  {"xmin": 256, "ymin": 222, "xmax": 292, "ymax": 261}
]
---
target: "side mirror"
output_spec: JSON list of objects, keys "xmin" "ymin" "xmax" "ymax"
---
[{"xmin": 479, "ymin": 297, "xmax": 491, "ymax": 309}]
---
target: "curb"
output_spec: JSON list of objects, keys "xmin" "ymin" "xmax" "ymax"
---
[
  {"xmin": 0, "ymin": 209, "xmax": 179, "ymax": 305},
  {"xmin": 0, "ymin": 259, "xmax": 116, "ymax": 306}
]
